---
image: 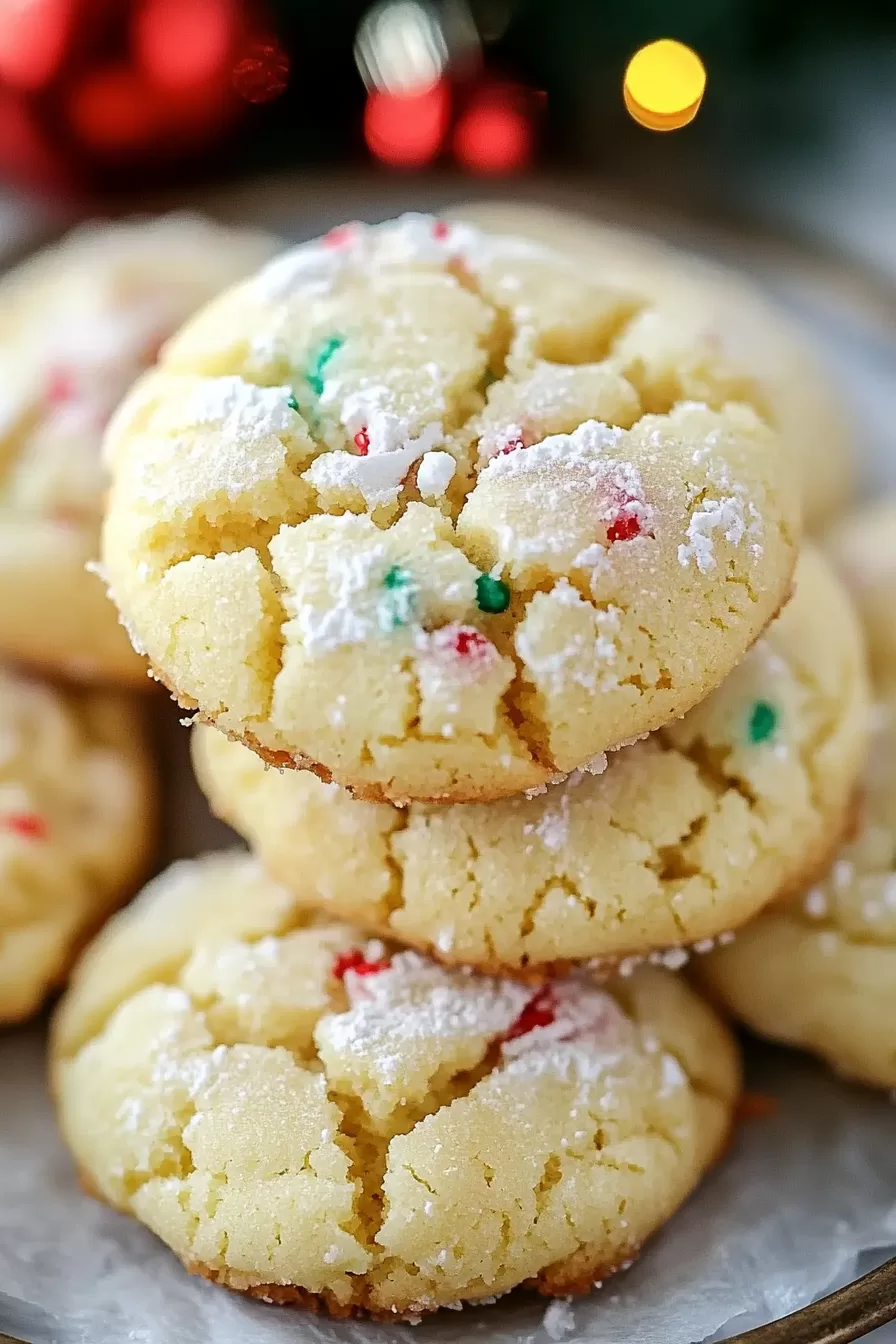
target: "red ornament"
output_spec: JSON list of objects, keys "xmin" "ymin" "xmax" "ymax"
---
[
  {"xmin": 332, "ymin": 949, "xmax": 390, "ymax": 981},
  {"xmin": 46, "ymin": 367, "xmax": 77, "ymax": 405},
  {"xmin": 133, "ymin": 0, "xmax": 235, "ymax": 93},
  {"xmin": 364, "ymin": 80, "xmax": 450, "ymax": 169},
  {"xmin": 607, "ymin": 512, "xmax": 641, "ymax": 543},
  {"xmin": 454, "ymin": 87, "xmax": 533, "ymax": 175},
  {"xmin": 0, "ymin": 0, "xmax": 73, "ymax": 92},
  {"xmin": 3, "ymin": 813, "xmax": 48, "ymax": 841},
  {"xmin": 231, "ymin": 37, "xmax": 289, "ymax": 104},
  {"xmin": 505, "ymin": 985, "xmax": 555, "ymax": 1041},
  {"xmin": 353, "ymin": 427, "xmax": 370, "ymax": 455},
  {"xmin": 68, "ymin": 65, "xmax": 163, "ymax": 154}
]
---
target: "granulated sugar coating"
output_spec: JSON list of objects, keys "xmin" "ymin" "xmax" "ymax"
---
[
  {"xmin": 101, "ymin": 214, "xmax": 799, "ymax": 803},
  {"xmin": 0, "ymin": 664, "xmax": 155, "ymax": 1022},
  {"xmin": 0, "ymin": 214, "xmax": 277, "ymax": 686},
  {"xmin": 52, "ymin": 853, "xmax": 741, "ymax": 1321},
  {"xmin": 194, "ymin": 548, "xmax": 868, "ymax": 975}
]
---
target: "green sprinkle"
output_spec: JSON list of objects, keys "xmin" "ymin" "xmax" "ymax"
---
[
  {"xmin": 286, "ymin": 393, "xmax": 300, "ymax": 412},
  {"xmin": 378, "ymin": 565, "xmax": 416, "ymax": 630},
  {"xmin": 748, "ymin": 700, "xmax": 778, "ymax": 744},
  {"xmin": 476, "ymin": 573, "xmax": 511, "ymax": 614},
  {"xmin": 307, "ymin": 335, "xmax": 344, "ymax": 397}
]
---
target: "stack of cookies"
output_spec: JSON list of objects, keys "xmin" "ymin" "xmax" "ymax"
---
[{"xmin": 3, "ymin": 207, "xmax": 894, "ymax": 1327}]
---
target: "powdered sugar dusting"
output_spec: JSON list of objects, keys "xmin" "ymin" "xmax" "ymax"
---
[
  {"xmin": 304, "ymin": 415, "xmax": 442, "ymax": 509},
  {"xmin": 178, "ymin": 376, "xmax": 298, "ymax": 439},
  {"xmin": 542, "ymin": 1297, "xmax": 576, "ymax": 1340},
  {"xmin": 286, "ymin": 529, "xmax": 387, "ymax": 655},
  {"xmin": 416, "ymin": 450, "xmax": 457, "ymax": 499},
  {"xmin": 479, "ymin": 419, "xmax": 627, "ymax": 483}
]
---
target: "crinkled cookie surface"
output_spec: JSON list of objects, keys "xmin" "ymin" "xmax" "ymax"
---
[
  {"xmin": 102, "ymin": 214, "xmax": 800, "ymax": 801},
  {"xmin": 0, "ymin": 214, "xmax": 277, "ymax": 684},
  {"xmin": 701, "ymin": 507, "xmax": 896, "ymax": 1088},
  {"xmin": 53, "ymin": 852, "xmax": 740, "ymax": 1320},
  {"xmin": 194, "ymin": 547, "xmax": 868, "ymax": 974},
  {"xmin": 0, "ymin": 664, "xmax": 155, "ymax": 1021},
  {"xmin": 449, "ymin": 200, "xmax": 855, "ymax": 530}
]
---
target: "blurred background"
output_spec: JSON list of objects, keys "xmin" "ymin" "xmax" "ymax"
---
[{"xmin": 0, "ymin": 0, "xmax": 895, "ymax": 268}]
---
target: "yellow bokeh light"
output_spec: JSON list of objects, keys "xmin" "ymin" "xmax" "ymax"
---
[{"xmin": 623, "ymin": 39, "xmax": 706, "ymax": 131}]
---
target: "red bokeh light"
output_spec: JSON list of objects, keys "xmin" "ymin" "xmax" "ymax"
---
[
  {"xmin": 231, "ymin": 36, "xmax": 289, "ymax": 104},
  {"xmin": 0, "ymin": 0, "xmax": 74, "ymax": 91},
  {"xmin": 67, "ymin": 65, "xmax": 162, "ymax": 154},
  {"xmin": 453, "ymin": 89, "xmax": 533, "ymax": 174},
  {"xmin": 364, "ymin": 80, "xmax": 449, "ymax": 169},
  {"xmin": 133, "ymin": 0, "xmax": 235, "ymax": 92}
]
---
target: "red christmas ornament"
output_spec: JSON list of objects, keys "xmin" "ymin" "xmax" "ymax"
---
[
  {"xmin": 0, "ymin": 0, "xmax": 73, "ymax": 92},
  {"xmin": 454, "ymin": 86, "xmax": 533, "ymax": 175},
  {"xmin": 133, "ymin": 0, "xmax": 235, "ymax": 93},
  {"xmin": 505, "ymin": 985, "xmax": 556, "ymax": 1041},
  {"xmin": 231, "ymin": 36, "xmax": 289, "ymax": 104},
  {"xmin": 364, "ymin": 80, "xmax": 449, "ymax": 169},
  {"xmin": 332, "ymin": 949, "xmax": 390, "ymax": 981}
]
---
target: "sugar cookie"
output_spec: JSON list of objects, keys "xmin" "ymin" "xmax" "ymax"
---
[
  {"xmin": 0, "ymin": 664, "xmax": 155, "ymax": 1021},
  {"xmin": 102, "ymin": 214, "xmax": 799, "ymax": 802},
  {"xmin": 0, "ymin": 214, "xmax": 277, "ymax": 685},
  {"xmin": 449, "ymin": 201, "xmax": 854, "ymax": 530},
  {"xmin": 698, "ymin": 695, "xmax": 896, "ymax": 1088},
  {"xmin": 194, "ymin": 547, "xmax": 867, "ymax": 974},
  {"xmin": 826, "ymin": 500, "xmax": 896, "ymax": 690},
  {"xmin": 53, "ymin": 851, "xmax": 740, "ymax": 1320}
]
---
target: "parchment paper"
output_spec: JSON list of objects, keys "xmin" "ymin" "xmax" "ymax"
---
[
  {"xmin": 2, "ymin": 1019, "xmax": 896, "ymax": 1344},
  {"xmin": 2, "ymin": 198, "xmax": 896, "ymax": 1344}
]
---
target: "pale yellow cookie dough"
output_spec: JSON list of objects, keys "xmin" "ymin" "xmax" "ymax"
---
[
  {"xmin": 0, "ymin": 664, "xmax": 155, "ymax": 1021},
  {"xmin": 0, "ymin": 214, "xmax": 277, "ymax": 686},
  {"xmin": 700, "ymin": 505, "xmax": 896, "ymax": 1088},
  {"xmin": 102, "ymin": 213, "xmax": 799, "ymax": 803},
  {"xmin": 449, "ymin": 201, "xmax": 854, "ymax": 530},
  {"xmin": 193, "ymin": 547, "xmax": 867, "ymax": 974},
  {"xmin": 698, "ymin": 694, "xmax": 896, "ymax": 1089},
  {"xmin": 826, "ymin": 500, "xmax": 896, "ymax": 690},
  {"xmin": 52, "ymin": 851, "xmax": 740, "ymax": 1320}
]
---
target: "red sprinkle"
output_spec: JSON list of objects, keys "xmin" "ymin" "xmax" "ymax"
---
[
  {"xmin": 353, "ymin": 427, "xmax": 370, "ymax": 455},
  {"xmin": 324, "ymin": 224, "xmax": 356, "ymax": 249},
  {"xmin": 499, "ymin": 434, "xmax": 526, "ymax": 456},
  {"xmin": 46, "ymin": 367, "xmax": 76, "ymax": 405},
  {"xmin": 505, "ymin": 985, "xmax": 556, "ymax": 1041},
  {"xmin": 333, "ymin": 949, "xmax": 390, "ymax": 981},
  {"xmin": 607, "ymin": 512, "xmax": 641, "ymax": 543},
  {"xmin": 451, "ymin": 627, "xmax": 490, "ymax": 658},
  {"xmin": 432, "ymin": 219, "xmax": 450, "ymax": 240},
  {"xmin": 3, "ymin": 813, "xmax": 48, "ymax": 841}
]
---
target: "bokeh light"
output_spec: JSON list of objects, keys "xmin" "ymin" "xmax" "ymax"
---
[
  {"xmin": 0, "ymin": 0, "xmax": 73, "ymax": 92},
  {"xmin": 453, "ymin": 86, "xmax": 532, "ymax": 174},
  {"xmin": 355, "ymin": 0, "xmax": 447, "ymax": 94},
  {"xmin": 231, "ymin": 36, "xmax": 290, "ymax": 104},
  {"xmin": 133, "ymin": 0, "xmax": 235, "ymax": 93},
  {"xmin": 67, "ymin": 65, "xmax": 161, "ymax": 155},
  {"xmin": 364, "ymin": 79, "xmax": 450, "ymax": 167},
  {"xmin": 623, "ymin": 38, "xmax": 706, "ymax": 131}
]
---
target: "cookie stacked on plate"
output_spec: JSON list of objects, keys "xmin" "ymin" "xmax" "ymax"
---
[
  {"xmin": 0, "ymin": 213, "xmax": 277, "ymax": 1025},
  {"xmin": 33, "ymin": 210, "xmax": 889, "ymax": 1321}
]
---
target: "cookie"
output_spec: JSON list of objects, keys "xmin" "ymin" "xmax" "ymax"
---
[
  {"xmin": 826, "ymin": 500, "xmax": 896, "ymax": 690},
  {"xmin": 449, "ymin": 201, "xmax": 854, "ymax": 530},
  {"xmin": 699, "ymin": 504, "xmax": 896, "ymax": 1088},
  {"xmin": 0, "ymin": 214, "xmax": 277, "ymax": 686},
  {"xmin": 102, "ymin": 213, "xmax": 799, "ymax": 803},
  {"xmin": 193, "ymin": 547, "xmax": 868, "ymax": 975},
  {"xmin": 698, "ymin": 694, "xmax": 896, "ymax": 1089},
  {"xmin": 52, "ymin": 851, "xmax": 740, "ymax": 1320},
  {"xmin": 0, "ymin": 664, "xmax": 155, "ymax": 1021}
]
